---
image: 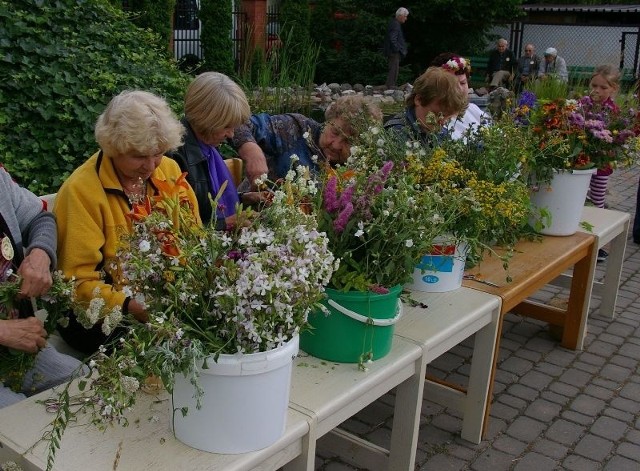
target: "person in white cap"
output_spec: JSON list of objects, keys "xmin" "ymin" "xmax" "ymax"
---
[{"xmin": 538, "ymin": 47, "xmax": 568, "ymax": 82}]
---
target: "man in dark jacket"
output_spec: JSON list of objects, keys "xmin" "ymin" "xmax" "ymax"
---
[
  {"xmin": 515, "ymin": 43, "xmax": 540, "ymax": 94},
  {"xmin": 383, "ymin": 7, "xmax": 409, "ymax": 89},
  {"xmin": 487, "ymin": 38, "xmax": 515, "ymax": 90}
]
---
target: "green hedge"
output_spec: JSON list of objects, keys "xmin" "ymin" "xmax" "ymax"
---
[{"xmin": 0, "ymin": 0, "xmax": 191, "ymax": 194}]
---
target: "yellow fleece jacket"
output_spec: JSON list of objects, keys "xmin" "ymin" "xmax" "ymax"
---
[{"xmin": 54, "ymin": 151, "xmax": 200, "ymax": 311}]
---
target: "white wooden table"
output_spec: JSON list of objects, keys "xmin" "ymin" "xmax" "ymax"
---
[
  {"xmin": 288, "ymin": 336, "xmax": 426, "ymax": 471},
  {"xmin": 0, "ymin": 387, "xmax": 312, "ymax": 471},
  {"xmin": 548, "ymin": 207, "xmax": 629, "ymax": 318},
  {"xmin": 287, "ymin": 288, "xmax": 501, "ymax": 471},
  {"xmin": 395, "ymin": 288, "xmax": 501, "ymax": 444},
  {"xmin": 1, "ymin": 292, "xmax": 502, "ymax": 471}
]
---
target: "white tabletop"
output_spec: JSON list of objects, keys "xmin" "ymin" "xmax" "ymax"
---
[{"xmin": 0, "ymin": 386, "xmax": 310, "ymax": 471}]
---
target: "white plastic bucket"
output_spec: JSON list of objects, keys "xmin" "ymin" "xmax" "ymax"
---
[
  {"xmin": 406, "ymin": 240, "xmax": 467, "ymax": 292},
  {"xmin": 529, "ymin": 169, "xmax": 596, "ymax": 236},
  {"xmin": 170, "ymin": 335, "xmax": 299, "ymax": 454}
]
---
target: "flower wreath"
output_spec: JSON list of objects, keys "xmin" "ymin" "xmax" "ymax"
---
[{"xmin": 441, "ymin": 56, "xmax": 471, "ymax": 76}]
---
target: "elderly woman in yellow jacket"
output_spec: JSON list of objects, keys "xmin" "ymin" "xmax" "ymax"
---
[{"xmin": 54, "ymin": 90, "xmax": 200, "ymax": 355}]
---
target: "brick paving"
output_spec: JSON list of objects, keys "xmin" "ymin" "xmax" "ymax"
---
[{"xmin": 316, "ymin": 164, "xmax": 640, "ymax": 470}]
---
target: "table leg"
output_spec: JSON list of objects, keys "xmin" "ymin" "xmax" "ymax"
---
[
  {"xmin": 461, "ymin": 303, "xmax": 501, "ymax": 443},
  {"xmin": 599, "ymin": 220, "xmax": 629, "ymax": 319},
  {"xmin": 388, "ymin": 354, "xmax": 428, "ymax": 471},
  {"xmin": 562, "ymin": 240, "xmax": 596, "ymax": 350}
]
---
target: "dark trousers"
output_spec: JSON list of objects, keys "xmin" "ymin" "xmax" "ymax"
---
[
  {"xmin": 385, "ymin": 53, "xmax": 401, "ymax": 89},
  {"xmin": 633, "ymin": 175, "xmax": 640, "ymax": 243}
]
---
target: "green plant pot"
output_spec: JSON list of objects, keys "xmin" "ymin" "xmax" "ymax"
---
[{"xmin": 300, "ymin": 285, "xmax": 402, "ymax": 363}]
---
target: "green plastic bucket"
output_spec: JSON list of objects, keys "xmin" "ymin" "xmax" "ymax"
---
[{"xmin": 300, "ymin": 285, "xmax": 403, "ymax": 363}]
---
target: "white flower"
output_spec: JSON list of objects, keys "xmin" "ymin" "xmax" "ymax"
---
[
  {"xmin": 405, "ymin": 239, "xmax": 414, "ymax": 248},
  {"xmin": 138, "ymin": 240, "xmax": 151, "ymax": 252},
  {"xmin": 370, "ymin": 126, "xmax": 380, "ymax": 135},
  {"xmin": 354, "ymin": 221, "xmax": 365, "ymax": 238}
]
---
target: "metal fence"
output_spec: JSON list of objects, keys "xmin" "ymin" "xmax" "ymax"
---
[
  {"xmin": 492, "ymin": 22, "xmax": 640, "ymax": 78},
  {"xmin": 167, "ymin": 0, "xmax": 280, "ymax": 72}
]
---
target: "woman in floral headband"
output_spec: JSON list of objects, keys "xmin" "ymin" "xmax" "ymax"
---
[{"xmin": 430, "ymin": 52, "xmax": 490, "ymax": 140}]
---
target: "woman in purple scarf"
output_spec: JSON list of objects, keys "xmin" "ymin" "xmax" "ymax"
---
[{"xmin": 170, "ymin": 72, "xmax": 268, "ymax": 228}]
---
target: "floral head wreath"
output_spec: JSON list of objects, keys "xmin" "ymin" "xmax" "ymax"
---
[{"xmin": 441, "ymin": 56, "xmax": 471, "ymax": 76}]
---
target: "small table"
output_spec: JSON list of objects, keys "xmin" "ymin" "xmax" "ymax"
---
[
  {"xmin": 548, "ymin": 206, "xmax": 630, "ymax": 319},
  {"xmin": 395, "ymin": 287, "xmax": 501, "ymax": 444},
  {"xmin": 290, "ymin": 289, "xmax": 502, "ymax": 470},
  {"xmin": 288, "ymin": 336, "xmax": 425, "ymax": 471},
  {"xmin": 463, "ymin": 231, "xmax": 596, "ymax": 436},
  {"xmin": 0, "ymin": 387, "xmax": 312, "ymax": 471}
]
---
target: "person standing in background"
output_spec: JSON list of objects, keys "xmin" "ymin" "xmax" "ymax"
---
[
  {"xmin": 487, "ymin": 38, "xmax": 515, "ymax": 90},
  {"xmin": 383, "ymin": 7, "xmax": 409, "ymax": 89},
  {"xmin": 515, "ymin": 44, "xmax": 540, "ymax": 94}
]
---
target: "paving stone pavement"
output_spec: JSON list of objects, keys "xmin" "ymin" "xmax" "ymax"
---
[{"xmin": 315, "ymin": 164, "xmax": 640, "ymax": 470}]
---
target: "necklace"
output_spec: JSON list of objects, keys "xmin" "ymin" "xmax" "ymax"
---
[{"xmin": 122, "ymin": 177, "xmax": 148, "ymax": 205}]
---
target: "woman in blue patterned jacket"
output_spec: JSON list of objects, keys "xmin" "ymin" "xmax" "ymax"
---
[{"xmin": 232, "ymin": 95, "xmax": 382, "ymax": 186}]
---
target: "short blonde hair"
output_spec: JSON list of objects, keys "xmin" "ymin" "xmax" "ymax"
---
[
  {"xmin": 406, "ymin": 67, "xmax": 467, "ymax": 117},
  {"xmin": 95, "ymin": 90, "xmax": 184, "ymax": 157},
  {"xmin": 184, "ymin": 72, "xmax": 251, "ymax": 140},
  {"xmin": 324, "ymin": 95, "xmax": 383, "ymax": 136}
]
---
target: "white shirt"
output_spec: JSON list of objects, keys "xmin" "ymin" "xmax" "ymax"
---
[{"xmin": 448, "ymin": 103, "xmax": 490, "ymax": 140}]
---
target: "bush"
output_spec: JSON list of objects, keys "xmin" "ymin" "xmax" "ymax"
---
[{"xmin": 0, "ymin": 0, "xmax": 191, "ymax": 194}]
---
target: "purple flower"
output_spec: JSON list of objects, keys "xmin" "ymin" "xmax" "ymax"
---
[
  {"xmin": 369, "ymin": 284, "xmax": 389, "ymax": 295},
  {"xmin": 338, "ymin": 183, "xmax": 356, "ymax": 208},
  {"xmin": 518, "ymin": 91, "xmax": 537, "ymax": 108},
  {"xmin": 323, "ymin": 176, "xmax": 339, "ymax": 212},
  {"xmin": 333, "ymin": 202, "xmax": 354, "ymax": 233},
  {"xmin": 590, "ymin": 128, "xmax": 613, "ymax": 143},
  {"xmin": 584, "ymin": 119, "xmax": 606, "ymax": 131}
]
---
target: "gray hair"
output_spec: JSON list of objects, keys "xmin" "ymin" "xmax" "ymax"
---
[
  {"xmin": 95, "ymin": 90, "xmax": 184, "ymax": 158},
  {"xmin": 396, "ymin": 7, "xmax": 409, "ymax": 17},
  {"xmin": 497, "ymin": 38, "xmax": 508, "ymax": 46}
]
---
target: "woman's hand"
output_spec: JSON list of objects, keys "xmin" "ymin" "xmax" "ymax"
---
[
  {"xmin": 0, "ymin": 317, "xmax": 47, "ymax": 353},
  {"xmin": 127, "ymin": 299, "xmax": 149, "ymax": 323},
  {"xmin": 17, "ymin": 248, "xmax": 52, "ymax": 298},
  {"xmin": 240, "ymin": 191, "xmax": 273, "ymax": 207}
]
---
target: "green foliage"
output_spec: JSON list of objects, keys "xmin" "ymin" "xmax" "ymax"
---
[
  {"xmin": 310, "ymin": 0, "xmax": 524, "ymax": 84},
  {"xmin": 0, "ymin": 0, "xmax": 191, "ymax": 194},
  {"xmin": 200, "ymin": 0, "xmax": 234, "ymax": 75},
  {"xmin": 125, "ymin": 0, "xmax": 176, "ymax": 58},
  {"xmin": 311, "ymin": 1, "xmax": 392, "ymax": 85},
  {"xmin": 235, "ymin": 28, "xmax": 320, "ymax": 115},
  {"xmin": 278, "ymin": 0, "xmax": 311, "ymax": 59}
]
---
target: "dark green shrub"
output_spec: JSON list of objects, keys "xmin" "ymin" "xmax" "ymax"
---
[
  {"xmin": 125, "ymin": 0, "xmax": 176, "ymax": 58},
  {"xmin": 200, "ymin": 0, "xmax": 234, "ymax": 74},
  {"xmin": 0, "ymin": 0, "xmax": 191, "ymax": 194}
]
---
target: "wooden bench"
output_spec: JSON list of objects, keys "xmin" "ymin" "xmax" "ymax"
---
[
  {"xmin": 468, "ymin": 55, "xmax": 489, "ymax": 88},
  {"xmin": 568, "ymin": 65, "xmax": 636, "ymax": 89}
]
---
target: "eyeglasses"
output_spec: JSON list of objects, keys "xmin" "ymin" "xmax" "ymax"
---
[{"xmin": 525, "ymin": 49, "xmax": 533, "ymax": 52}]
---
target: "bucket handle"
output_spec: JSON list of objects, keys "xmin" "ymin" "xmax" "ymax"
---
[{"xmin": 326, "ymin": 298, "xmax": 403, "ymax": 327}]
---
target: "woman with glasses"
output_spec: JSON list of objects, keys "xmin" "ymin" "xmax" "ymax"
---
[{"xmin": 232, "ymin": 96, "xmax": 383, "ymax": 186}]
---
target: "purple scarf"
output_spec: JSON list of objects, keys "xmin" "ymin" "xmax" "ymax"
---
[{"xmin": 197, "ymin": 141, "xmax": 240, "ymax": 219}]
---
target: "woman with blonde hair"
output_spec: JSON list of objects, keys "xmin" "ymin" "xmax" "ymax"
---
[
  {"xmin": 54, "ymin": 90, "xmax": 200, "ymax": 354},
  {"xmin": 170, "ymin": 71, "xmax": 268, "ymax": 227}
]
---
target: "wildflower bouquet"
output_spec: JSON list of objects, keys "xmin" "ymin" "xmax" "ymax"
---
[
  {"xmin": 44, "ymin": 171, "xmax": 335, "ymax": 468},
  {"xmin": 514, "ymin": 90, "xmax": 640, "ymax": 183},
  {"xmin": 0, "ymin": 271, "xmax": 74, "ymax": 391},
  {"xmin": 406, "ymin": 144, "xmax": 532, "ymax": 267},
  {"xmin": 313, "ymin": 126, "xmax": 463, "ymax": 292}
]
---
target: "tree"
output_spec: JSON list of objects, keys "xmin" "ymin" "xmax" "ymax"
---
[
  {"xmin": 200, "ymin": 0, "xmax": 234, "ymax": 74},
  {"xmin": 310, "ymin": 0, "xmax": 525, "ymax": 84},
  {"xmin": 0, "ymin": 0, "xmax": 191, "ymax": 193}
]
